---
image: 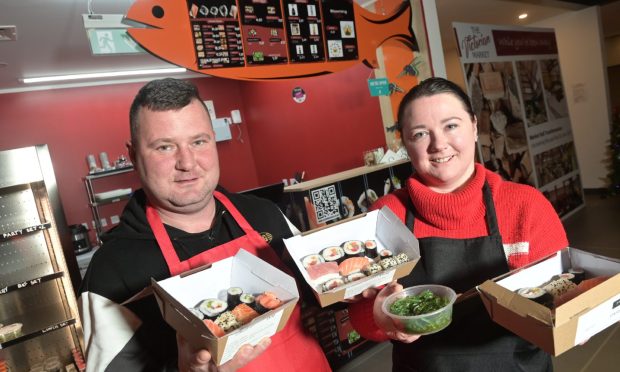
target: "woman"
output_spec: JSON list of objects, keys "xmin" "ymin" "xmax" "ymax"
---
[{"xmin": 348, "ymin": 77, "xmax": 568, "ymax": 371}]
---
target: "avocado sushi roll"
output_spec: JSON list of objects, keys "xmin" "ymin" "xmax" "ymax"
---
[
  {"xmin": 198, "ymin": 298, "xmax": 228, "ymax": 319},
  {"xmin": 517, "ymin": 287, "xmax": 554, "ymax": 308},
  {"xmin": 227, "ymin": 287, "xmax": 243, "ymax": 308}
]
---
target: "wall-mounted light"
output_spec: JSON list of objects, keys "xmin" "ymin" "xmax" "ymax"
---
[
  {"xmin": 518, "ymin": 13, "xmax": 528, "ymax": 20},
  {"xmin": 21, "ymin": 67, "xmax": 187, "ymax": 84}
]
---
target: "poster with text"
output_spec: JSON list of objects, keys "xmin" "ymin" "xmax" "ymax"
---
[
  {"xmin": 187, "ymin": 0, "xmax": 245, "ymax": 68},
  {"xmin": 453, "ymin": 22, "xmax": 583, "ymax": 218},
  {"xmin": 321, "ymin": 0, "xmax": 358, "ymax": 61},
  {"xmin": 283, "ymin": 0, "xmax": 326, "ymax": 62},
  {"xmin": 238, "ymin": 0, "xmax": 288, "ymax": 65}
]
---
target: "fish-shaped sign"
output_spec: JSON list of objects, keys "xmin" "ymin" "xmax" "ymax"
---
[{"xmin": 126, "ymin": 0, "xmax": 418, "ymax": 80}]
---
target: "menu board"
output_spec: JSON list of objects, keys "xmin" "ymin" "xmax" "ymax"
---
[
  {"xmin": 283, "ymin": 0, "xmax": 325, "ymax": 63},
  {"xmin": 238, "ymin": 0, "xmax": 288, "ymax": 65},
  {"xmin": 320, "ymin": 0, "xmax": 358, "ymax": 61},
  {"xmin": 187, "ymin": 0, "xmax": 245, "ymax": 69}
]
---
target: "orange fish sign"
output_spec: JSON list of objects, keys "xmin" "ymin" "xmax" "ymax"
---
[{"xmin": 126, "ymin": 0, "xmax": 418, "ymax": 80}]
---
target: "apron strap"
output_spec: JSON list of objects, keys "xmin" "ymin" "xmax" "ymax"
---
[
  {"xmin": 405, "ymin": 181, "xmax": 499, "ymax": 236},
  {"xmin": 213, "ymin": 191, "xmax": 255, "ymax": 235},
  {"xmin": 146, "ymin": 204, "xmax": 185, "ymax": 272}
]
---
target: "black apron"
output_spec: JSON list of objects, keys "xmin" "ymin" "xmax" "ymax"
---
[{"xmin": 392, "ymin": 182, "xmax": 552, "ymax": 372}]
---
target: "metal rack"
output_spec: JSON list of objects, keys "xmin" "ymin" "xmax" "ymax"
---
[
  {"xmin": 83, "ymin": 166, "xmax": 134, "ymax": 244},
  {"xmin": 0, "ymin": 145, "xmax": 84, "ymax": 370}
]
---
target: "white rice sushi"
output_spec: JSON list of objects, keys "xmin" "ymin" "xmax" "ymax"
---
[
  {"xmin": 321, "ymin": 277, "xmax": 345, "ymax": 292},
  {"xmin": 342, "ymin": 240, "xmax": 365, "ymax": 257},
  {"xmin": 346, "ymin": 272, "xmax": 367, "ymax": 283},
  {"xmin": 215, "ymin": 311, "xmax": 241, "ymax": 333},
  {"xmin": 321, "ymin": 246, "xmax": 345, "ymax": 264},
  {"xmin": 198, "ymin": 298, "xmax": 228, "ymax": 319},
  {"xmin": 300, "ymin": 254, "xmax": 325, "ymax": 268}
]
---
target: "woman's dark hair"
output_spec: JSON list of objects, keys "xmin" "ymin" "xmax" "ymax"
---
[
  {"xmin": 396, "ymin": 77, "xmax": 475, "ymax": 130},
  {"xmin": 129, "ymin": 78, "xmax": 206, "ymax": 143}
]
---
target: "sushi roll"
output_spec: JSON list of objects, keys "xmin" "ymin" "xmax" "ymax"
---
[
  {"xmin": 379, "ymin": 257, "xmax": 398, "ymax": 270},
  {"xmin": 255, "ymin": 291, "xmax": 283, "ymax": 314},
  {"xmin": 346, "ymin": 272, "xmax": 367, "ymax": 283},
  {"xmin": 517, "ymin": 287, "xmax": 554, "ymax": 308},
  {"xmin": 364, "ymin": 240, "xmax": 378, "ymax": 259},
  {"xmin": 198, "ymin": 298, "xmax": 228, "ymax": 319},
  {"xmin": 567, "ymin": 268, "xmax": 585, "ymax": 284},
  {"xmin": 394, "ymin": 253, "xmax": 409, "ymax": 264},
  {"xmin": 321, "ymin": 277, "xmax": 345, "ymax": 292},
  {"xmin": 321, "ymin": 246, "xmax": 346, "ymax": 264},
  {"xmin": 342, "ymin": 240, "xmax": 365, "ymax": 257},
  {"xmin": 300, "ymin": 254, "xmax": 325, "ymax": 269},
  {"xmin": 362, "ymin": 262, "xmax": 383, "ymax": 276},
  {"xmin": 189, "ymin": 307, "xmax": 204, "ymax": 320},
  {"xmin": 240, "ymin": 293, "xmax": 256, "ymax": 308},
  {"xmin": 378, "ymin": 249, "xmax": 393, "ymax": 259},
  {"xmin": 215, "ymin": 311, "xmax": 242, "ymax": 333},
  {"xmin": 542, "ymin": 278, "xmax": 577, "ymax": 297},
  {"xmin": 227, "ymin": 287, "xmax": 243, "ymax": 308}
]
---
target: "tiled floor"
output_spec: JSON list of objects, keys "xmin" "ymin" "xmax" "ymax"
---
[{"xmin": 338, "ymin": 193, "xmax": 620, "ymax": 372}]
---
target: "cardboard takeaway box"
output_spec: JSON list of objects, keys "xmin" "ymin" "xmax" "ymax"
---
[
  {"xmin": 478, "ymin": 247, "xmax": 620, "ymax": 356},
  {"xmin": 284, "ymin": 206, "xmax": 421, "ymax": 307},
  {"xmin": 151, "ymin": 249, "xmax": 298, "ymax": 365}
]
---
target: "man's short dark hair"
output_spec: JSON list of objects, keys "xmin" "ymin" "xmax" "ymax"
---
[
  {"xmin": 396, "ymin": 77, "xmax": 475, "ymax": 131},
  {"xmin": 129, "ymin": 78, "xmax": 206, "ymax": 143}
]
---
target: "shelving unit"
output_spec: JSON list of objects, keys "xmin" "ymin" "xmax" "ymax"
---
[
  {"xmin": 0, "ymin": 145, "xmax": 84, "ymax": 370},
  {"xmin": 83, "ymin": 166, "xmax": 134, "ymax": 244}
]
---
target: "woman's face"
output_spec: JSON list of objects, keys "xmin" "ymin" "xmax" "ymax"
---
[{"xmin": 401, "ymin": 93, "xmax": 478, "ymax": 193}]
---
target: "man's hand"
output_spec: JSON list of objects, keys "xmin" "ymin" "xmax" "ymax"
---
[
  {"xmin": 177, "ymin": 333, "xmax": 271, "ymax": 372},
  {"xmin": 372, "ymin": 281, "xmax": 421, "ymax": 343}
]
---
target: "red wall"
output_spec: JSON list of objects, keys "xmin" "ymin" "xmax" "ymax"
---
[
  {"xmin": 0, "ymin": 66, "xmax": 385, "ymax": 237},
  {"xmin": 241, "ymin": 64, "xmax": 386, "ymax": 184},
  {"xmin": 0, "ymin": 77, "xmax": 259, "ymax": 233}
]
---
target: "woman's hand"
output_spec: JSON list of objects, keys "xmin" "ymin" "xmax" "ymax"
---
[
  {"xmin": 373, "ymin": 281, "xmax": 421, "ymax": 343},
  {"xmin": 177, "ymin": 333, "xmax": 271, "ymax": 372}
]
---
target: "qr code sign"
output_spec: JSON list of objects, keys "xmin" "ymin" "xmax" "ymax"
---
[{"xmin": 310, "ymin": 185, "xmax": 340, "ymax": 223}]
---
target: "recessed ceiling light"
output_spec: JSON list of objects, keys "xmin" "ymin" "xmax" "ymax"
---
[{"xmin": 519, "ymin": 13, "xmax": 528, "ymax": 20}]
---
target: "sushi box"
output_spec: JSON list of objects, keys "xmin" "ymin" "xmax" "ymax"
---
[
  {"xmin": 477, "ymin": 247, "xmax": 620, "ymax": 356},
  {"xmin": 284, "ymin": 206, "xmax": 421, "ymax": 307},
  {"xmin": 151, "ymin": 249, "xmax": 298, "ymax": 366}
]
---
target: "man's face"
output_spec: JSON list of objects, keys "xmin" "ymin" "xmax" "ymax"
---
[{"xmin": 129, "ymin": 99, "xmax": 220, "ymax": 214}]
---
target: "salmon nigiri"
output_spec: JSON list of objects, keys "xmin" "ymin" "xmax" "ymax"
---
[{"xmin": 339, "ymin": 257, "xmax": 371, "ymax": 276}]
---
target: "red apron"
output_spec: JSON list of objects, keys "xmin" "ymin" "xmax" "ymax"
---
[{"xmin": 146, "ymin": 191, "xmax": 330, "ymax": 372}]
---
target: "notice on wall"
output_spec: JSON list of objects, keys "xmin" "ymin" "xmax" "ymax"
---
[
  {"xmin": 283, "ymin": 0, "xmax": 325, "ymax": 62},
  {"xmin": 187, "ymin": 0, "xmax": 245, "ymax": 69},
  {"xmin": 321, "ymin": 0, "xmax": 358, "ymax": 61},
  {"xmin": 454, "ymin": 22, "xmax": 584, "ymax": 218},
  {"xmin": 238, "ymin": 0, "xmax": 288, "ymax": 65}
]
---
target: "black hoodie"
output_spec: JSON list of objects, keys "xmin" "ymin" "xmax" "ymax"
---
[{"xmin": 78, "ymin": 188, "xmax": 297, "ymax": 371}]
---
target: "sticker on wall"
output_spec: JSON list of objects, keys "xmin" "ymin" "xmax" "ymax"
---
[
  {"xmin": 367, "ymin": 78, "xmax": 389, "ymax": 96},
  {"xmin": 292, "ymin": 87, "xmax": 307, "ymax": 103}
]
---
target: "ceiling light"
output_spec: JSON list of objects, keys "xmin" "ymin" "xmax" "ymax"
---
[
  {"xmin": 518, "ymin": 13, "xmax": 528, "ymax": 20},
  {"xmin": 21, "ymin": 67, "xmax": 187, "ymax": 84}
]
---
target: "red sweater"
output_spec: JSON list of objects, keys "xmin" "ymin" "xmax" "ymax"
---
[{"xmin": 349, "ymin": 163, "xmax": 568, "ymax": 341}]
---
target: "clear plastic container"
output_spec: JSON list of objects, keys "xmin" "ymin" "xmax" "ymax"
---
[{"xmin": 382, "ymin": 284, "xmax": 457, "ymax": 335}]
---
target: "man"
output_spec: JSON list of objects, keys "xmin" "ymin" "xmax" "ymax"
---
[{"xmin": 79, "ymin": 78, "xmax": 330, "ymax": 371}]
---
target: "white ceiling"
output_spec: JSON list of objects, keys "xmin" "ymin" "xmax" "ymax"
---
[{"xmin": 0, "ymin": 0, "xmax": 618, "ymax": 93}]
